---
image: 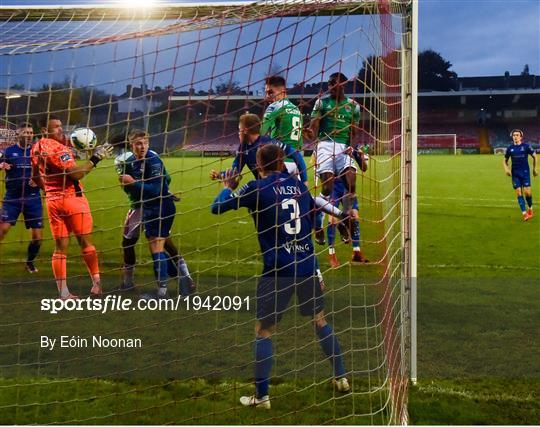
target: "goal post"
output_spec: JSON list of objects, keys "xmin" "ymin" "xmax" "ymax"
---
[
  {"xmin": 0, "ymin": 1, "xmax": 415, "ymax": 424},
  {"xmin": 418, "ymin": 133, "xmax": 458, "ymax": 155}
]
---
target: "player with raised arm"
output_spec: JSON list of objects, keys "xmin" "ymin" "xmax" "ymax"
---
[
  {"xmin": 209, "ymin": 113, "xmax": 308, "ymax": 185},
  {"xmin": 113, "ymin": 135, "xmax": 195, "ymax": 296},
  {"xmin": 503, "ymin": 129, "xmax": 538, "ymax": 221},
  {"xmin": 211, "ymin": 144, "xmax": 350, "ymax": 409},
  {"xmin": 261, "ymin": 76, "xmax": 304, "ymax": 176},
  {"xmin": 306, "ymin": 72, "xmax": 369, "ymax": 263},
  {"xmin": 0, "ymin": 122, "xmax": 43, "ymax": 273},
  {"xmin": 31, "ymin": 115, "xmax": 113, "ymax": 299},
  {"xmin": 117, "ymin": 130, "xmax": 180, "ymax": 300}
]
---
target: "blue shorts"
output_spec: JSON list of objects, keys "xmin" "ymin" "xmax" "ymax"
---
[
  {"xmin": 512, "ymin": 171, "xmax": 531, "ymax": 189},
  {"xmin": 143, "ymin": 197, "xmax": 176, "ymax": 238},
  {"xmin": 1, "ymin": 197, "xmax": 43, "ymax": 229},
  {"xmin": 257, "ymin": 276, "xmax": 324, "ymax": 326}
]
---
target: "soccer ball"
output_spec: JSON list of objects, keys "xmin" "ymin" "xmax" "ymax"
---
[
  {"xmin": 114, "ymin": 151, "xmax": 133, "ymax": 174},
  {"xmin": 70, "ymin": 127, "xmax": 97, "ymax": 150}
]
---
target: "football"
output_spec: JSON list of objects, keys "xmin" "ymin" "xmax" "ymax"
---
[
  {"xmin": 114, "ymin": 151, "xmax": 132, "ymax": 174},
  {"xmin": 70, "ymin": 127, "xmax": 97, "ymax": 150}
]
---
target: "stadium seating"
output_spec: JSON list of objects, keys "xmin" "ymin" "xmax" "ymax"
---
[{"xmin": 419, "ymin": 123, "xmax": 479, "ymax": 148}]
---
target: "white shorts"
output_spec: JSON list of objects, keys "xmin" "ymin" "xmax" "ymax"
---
[
  {"xmin": 315, "ymin": 140, "xmax": 357, "ymax": 176},
  {"xmin": 123, "ymin": 207, "xmax": 143, "ymax": 240}
]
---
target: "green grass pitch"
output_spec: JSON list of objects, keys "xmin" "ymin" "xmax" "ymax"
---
[{"xmin": 0, "ymin": 154, "xmax": 538, "ymax": 424}]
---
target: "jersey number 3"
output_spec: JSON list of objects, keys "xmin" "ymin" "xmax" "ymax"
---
[{"xmin": 282, "ymin": 198, "xmax": 301, "ymax": 235}]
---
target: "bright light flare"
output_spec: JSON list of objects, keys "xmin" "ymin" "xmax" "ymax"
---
[{"xmin": 116, "ymin": 0, "xmax": 157, "ymax": 8}]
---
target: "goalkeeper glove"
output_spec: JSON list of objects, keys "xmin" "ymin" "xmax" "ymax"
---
[{"xmin": 90, "ymin": 143, "xmax": 114, "ymax": 166}]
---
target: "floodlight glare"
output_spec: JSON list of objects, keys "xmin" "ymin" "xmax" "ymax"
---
[{"xmin": 118, "ymin": 0, "xmax": 156, "ymax": 8}]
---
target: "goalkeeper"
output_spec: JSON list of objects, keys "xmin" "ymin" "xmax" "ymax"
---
[
  {"xmin": 31, "ymin": 115, "xmax": 113, "ymax": 299},
  {"xmin": 113, "ymin": 133, "xmax": 195, "ymax": 296},
  {"xmin": 209, "ymin": 113, "xmax": 308, "ymax": 185},
  {"xmin": 211, "ymin": 144, "xmax": 350, "ymax": 409}
]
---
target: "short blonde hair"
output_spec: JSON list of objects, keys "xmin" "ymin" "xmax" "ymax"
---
[
  {"xmin": 128, "ymin": 129, "xmax": 149, "ymax": 141},
  {"xmin": 239, "ymin": 113, "xmax": 261, "ymax": 135}
]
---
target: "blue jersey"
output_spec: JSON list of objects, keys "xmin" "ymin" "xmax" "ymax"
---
[
  {"xmin": 211, "ymin": 172, "xmax": 318, "ymax": 277},
  {"xmin": 505, "ymin": 143, "xmax": 535, "ymax": 174},
  {"xmin": 0, "ymin": 143, "xmax": 40, "ymax": 199},
  {"xmin": 229, "ymin": 135, "xmax": 308, "ymax": 182},
  {"xmin": 120, "ymin": 150, "xmax": 172, "ymax": 208}
]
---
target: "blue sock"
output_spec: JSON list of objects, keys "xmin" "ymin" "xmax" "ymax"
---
[
  {"xmin": 315, "ymin": 211, "xmax": 324, "ymax": 230},
  {"xmin": 327, "ymin": 223, "xmax": 336, "ymax": 248},
  {"xmin": 27, "ymin": 241, "xmax": 41, "ymax": 263},
  {"xmin": 351, "ymin": 220, "xmax": 360, "ymax": 249},
  {"xmin": 517, "ymin": 196, "xmax": 526, "ymax": 213},
  {"xmin": 317, "ymin": 324, "xmax": 345, "ymax": 378},
  {"xmin": 525, "ymin": 195, "xmax": 533, "ymax": 208},
  {"xmin": 166, "ymin": 256, "xmax": 178, "ymax": 278},
  {"xmin": 151, "ymin": 252, "xmax": 169, "ymax": 289},
  {"xmin": 254, "ymin": 337, "xmax": 273, "ymax": 398}
]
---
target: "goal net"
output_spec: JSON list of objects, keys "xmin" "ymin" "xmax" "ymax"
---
[
  {"xmin": 0, "ymin": 1, "xmax": 413, "ymax": 424},
  {"xmin": 418, "ymin": 133, "xmax": 457, "ymax": 154}
]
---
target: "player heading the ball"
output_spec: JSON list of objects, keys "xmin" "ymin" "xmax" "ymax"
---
[
  {"xmin": 31, "ymin": 115, "xmax": 113, "ymax": 299},
  {"xmin": 211, "ymin": 144, "xmax": 351, "ymax": 409},
  {"xmin": 503, "ymin": 129, "xmax": 537, "ymax": 221}
]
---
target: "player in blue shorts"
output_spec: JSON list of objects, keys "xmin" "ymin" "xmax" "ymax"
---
[
  {"xmin": 503, "ymin": 129, "xmax": 537, "ymax": 221},
  {"xmin": 209, "ymin": 113, "xmax": 308, "ymax": 185},
  {"xmin": 211, "ymin": 144, "xmax": 350, "ymax": 409},
  {"xmin": 0, "ymin": 122, "xmax": 43, "ymax": 273},
  {"xmin": 118, "ymin": 130, "xmax": 179, "ymax": 299},
  {"xmin": 115, "ymin": 146, "xmax": 195, "ymax": 297},
  {"xmin": 314, "ymin": 177, "xmax": 368, "ymax": 268}
]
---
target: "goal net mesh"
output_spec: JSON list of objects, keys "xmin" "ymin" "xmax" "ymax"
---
[{"xmin": 0, "ymin": 1, "xmax": 411, "ymax": 424}]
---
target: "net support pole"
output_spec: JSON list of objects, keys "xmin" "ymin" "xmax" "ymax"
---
[
  {"xmin": 410, "ymin": 0, "xmax": 418, "ymax": 385},
  {"xmin": 402, "ymin": 0, "xmax": 418, "ymax": 387}
]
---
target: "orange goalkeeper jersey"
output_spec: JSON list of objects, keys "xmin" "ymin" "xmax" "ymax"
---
[{"xmin": 31, "ymin": 137, "xmax": 84, "ymax": 199}]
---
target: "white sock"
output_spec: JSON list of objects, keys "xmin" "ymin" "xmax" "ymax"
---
[
  {"xmin": 91, "ymin": 274, "xmax": 101, "ymax": 288},
  {"xmin": 177, "ymin": 258, "xmax": 191, "ymax": 278},
  {"xmin": 57, "ymin": 279, "xmax": 70, "ymax": 298}
]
